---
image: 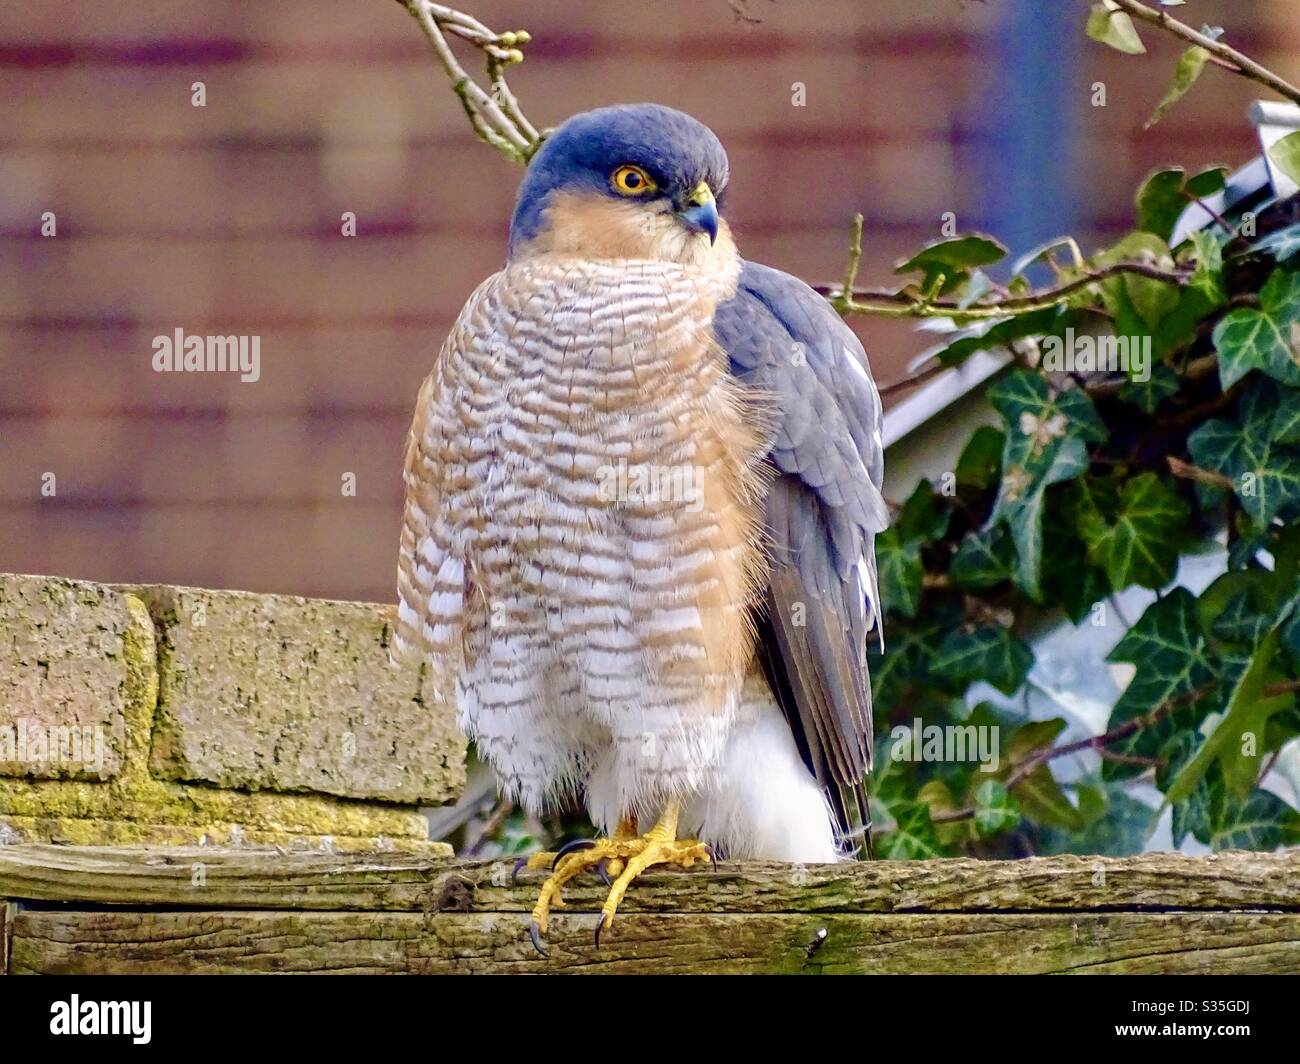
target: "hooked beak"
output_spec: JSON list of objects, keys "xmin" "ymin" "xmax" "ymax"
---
[{"xmin": 675, "ymin": 181, "xmax": 719, "ymax": 245}]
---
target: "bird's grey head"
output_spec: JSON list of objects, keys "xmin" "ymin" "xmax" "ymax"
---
[{"xmin": 508, "ymin": 104, "xmax": 731, "ymax": 263}]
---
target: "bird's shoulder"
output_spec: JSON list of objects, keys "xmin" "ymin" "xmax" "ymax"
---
[{"xmin": 714, "ymin": 259, "xmax": 887, "ymax": 537}]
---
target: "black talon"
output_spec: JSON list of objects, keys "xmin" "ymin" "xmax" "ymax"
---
[
  {"xmin": 706, "ymin": 845, "xmax": 718, "ymax": 872},
  {"xmin": 529, "ymin": 920, "xmax": 549, "ymax": 958},
  {"xmin": 512, "ymin": 857, "xmax": 530, "ymax": 884},
  {"xmin": 551, "ymin": 837, "xmax": 596, "ymax": 870},
  {"xmin": 593, "ymin": 915, "xmax": 608, "ymax": 949},
  {"xmin": 597, "ymin": 859, "xmax": 612, "ymax": 887}
]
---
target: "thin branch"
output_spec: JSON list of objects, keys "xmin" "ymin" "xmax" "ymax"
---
[
  {"xmin": 878, "ymin": 306, "xmax": 1210, "ymax": 401},
  {"xmin": 827, "ymin": 213, "xmax": 866, "ymax": 316},
  {"xmin": 1103, "ymin": 0, "xmax": 1300, "ymax": 106},
  {"xmin": 464, "ymin": 796, "xmax": 516, "ymax": 856},
  {"xmin": 818, "ymin": 257, "xmax": 1192, "ymax": 323},
  {"xmin": 397, "ymin": 0, "xmax": 542, "ymax": 164},
  {"xmin": 1167, "ymin": 455, "xmax": 1234, "ymax": 491},
  {"xmin": 931, "ymin": 681, "xmax": 1218, "ymax": 824}
]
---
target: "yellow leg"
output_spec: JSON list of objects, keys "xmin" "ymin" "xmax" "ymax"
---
[
  {"xmin": 595, "ymin": 800, "xmax": 710, "ymax": 945},
  {"xmin": 604, "ymin": 814, "xmax": 637, "ymax": 879},
  {"xmin": 523, "ymin": 801, "xmax": 710, "ymax": 954}
]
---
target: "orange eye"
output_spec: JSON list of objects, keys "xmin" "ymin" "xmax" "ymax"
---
[{"xmin": 611, "ymin": 164, "xmax": 657, "ymax": 196}]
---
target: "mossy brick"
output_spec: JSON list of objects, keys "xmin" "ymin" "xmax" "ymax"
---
[
  {"xmin": 125, "ymin": 584, "xmax": 465, "ymax": 805},
  {"xmin": 0, "ymin": 575, "xmax": 130, "ymax": 781},
  {"xmin": 0, "ymin": 814, "xmax": 451, "ymax": 855}
]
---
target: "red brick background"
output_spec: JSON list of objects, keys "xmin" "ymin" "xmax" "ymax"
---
[{"xmin": 1, "ymin": 0, "xmax": 1297, "ymax": 599}]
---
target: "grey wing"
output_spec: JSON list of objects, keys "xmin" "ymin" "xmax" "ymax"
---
[{"xmin": 714, "ymin": 260, "xmax": 888, "ymax": 849}]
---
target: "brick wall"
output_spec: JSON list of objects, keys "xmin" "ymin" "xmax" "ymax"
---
[
  {"xmin": 0, "ymin": 572, "xmax": 461, "ymax": 849},
  {"xmin": 1, "ymin": 0, "xmax": 1298, "ymax": 599}
]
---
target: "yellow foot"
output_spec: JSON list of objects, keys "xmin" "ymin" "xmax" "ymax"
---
[
  {"xmin": 522, "ymin": 802, "xmax": 712, "ymax": 955},
  {"xmin": 510, "ymin": 816, "xmax": 637, "ymax": 888}
]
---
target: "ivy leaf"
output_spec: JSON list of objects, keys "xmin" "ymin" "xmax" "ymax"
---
[
  {"xmin": 894, "ymin": 235, "xmax": 1008, "ymax": 297},
  {"xmin": 1210, "ymin": 591, "xmax": 1272, "ymax": 646},
  {"xmin": 1184, "ymin": 166, "xmax": 1227, "ymax": 200},
  {"xmin": 1119, "ymin": 364, "xmax": 1180, "ymax": 412},
  {"xmin": 1197, "ymin": 564, "xmax": 1295, "ymax": 632},
  {"xmin": 1041, "ymin": 488, "xmax": 1111, "ymax": 622},
  {"xmin": 1097, "ymin": 232, "xmax": 1180, "ymax": 329},
  {"xmin": 972, "ymin": 779, "xmax": 1020, "ymax": 838},
  {"xmin": 876, "ymin": 527, "xmax": 923, "ymax": 619},
  {"xmin": 1165, "ymin": 623, "xmax": 1295, "ymax": 803},
  {"xmin": 917, "ymin": 779, "xmax": 977, "ymax": 848},
  {"xmin": 949, "ymin": 525, "xmax": 1015, "ymax": 590},
  {"xmin": 874, "ymin": 799, "xmax": 946, "ymax": 860},
  {"xmin": 896, "ymin": 479, "xmax": 950, "ymax": 545},
  {"xmin": 1134, "ymin": 169, "xmax": 1180, "ymax": 239},
  {"xmin": 935, "ymin": 306, "xmax": 1064, "ymax": 367},
  {"xmin": 1272, "ymin": 384, "xmax": 1300, "ymax": 445},
  {"xmin": 1145, "ymin": 45, "xmax": 1209, "ymax": 129},
  {"xmin": 1036, "ymin": 780, "xmax": 1157, "ymax": 856},
  {"xmin": 1186, "ymin": 229, "xmax": 1227, "ymax": 307},
  {"xmin": 869, "ymin": 606, "xmax": 958, "ymax": 710},
  {"xmin": 1268, "ymin": 130, "xmax": 1300, "ymax": 187},
  {"xmin": 930, "ymin": 624, "xmax": 1033, "ymax": 696},
  {"xmin": 1075, "ymin": 472, "xmax": 1190, "ymax": 590},
  {"xmin": 1208, "ymin": 788, "xmax": 1300, "ymax": 851},
  {"xmin": 1160, "ymin": 732, "xmax": 1214, "ymax": 846},
  {"xmin": 1001, "ymin": 719, "xmax": 1087, "ymax": 831},
  {"xmin": 1103, "ymin": 589, "xmax": 1217, "ymax": 780},
  {"xmin": 1247, "ymin": 223, "xmax": 1300, "ymax": 266},
  {"xmin": 1188, "ymin": 377, "xmax": 1300, "ymax": 526},
  {"xmin": 958, "ymin": 269, "xmax": 995, "ymax": 309},
  {"xmin": 955, "ymin": 425, "xmax": 1005, "ymax": 489},
  {"xmin": 1135, "ymin": 168, "xmax": 1225, "ymax": 243},
  {"xmin": 987, "ymin": 371, "xmax": 1106, "ymax": 599},
  {"xmin": 1086, "ymin": 1, "xmax": 1146, "ymax": 55},
  {"xmin": 1009, "ymin": 236, "xmax": 1079, "ymax": 279},
  {"xmin": 1284, "ymin": 602, "xmax": 1300, "ymax": 661},
  {"xmin": 1211, "ymin": 267, "xmax": 1300, "ymax": 388}
]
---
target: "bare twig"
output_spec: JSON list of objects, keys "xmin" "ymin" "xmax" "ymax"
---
[
  {"xmin": 1167, "ymin": 455, "xmax": 1234, "ymax": 491},
  {"xmin": 818, "ymin": 256, "xmax": 1192, "ymax": 323},
  {"xmin": 931, "ymin": 681, "xmax": 1218, "ymax": 824},
  {"xmin": 396, "ymin": 0, "xmax": 542, "ymax": 163},
  {"xmin": 1101, "ymin": 0, "xmax": 1300, "ymax": 106},
  {"xmin": 464, "ymin": 796, "xmax": 516, "ymax": 855},
  {"xmin": 827, "ymin": 214, "xmax": 866, "ymax": 316}
]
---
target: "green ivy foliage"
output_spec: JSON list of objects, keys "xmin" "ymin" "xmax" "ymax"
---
[{"xmin": 870, "ymin": 170, "xmax": 1300, "ymax": 857}]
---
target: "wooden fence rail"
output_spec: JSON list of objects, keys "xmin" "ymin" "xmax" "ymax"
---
[{"xmin": 2, "ymin": 844, "xmax": 1299, "ymax": 974}]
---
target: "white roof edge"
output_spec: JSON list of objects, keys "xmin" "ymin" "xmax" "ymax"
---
[
  {"xmin": 1251, "ymin": 99, "xmax": 1300, "ymax": 200},
  {"xmin": 882, "ymin": 348, "xmax": 1012, "ymax": 450},
  {"xmin": 884, "ymin": 100, "xmax": 1300, "ymax": 452}
]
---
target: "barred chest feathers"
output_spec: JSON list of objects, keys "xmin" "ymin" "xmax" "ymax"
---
[{"xmin": 412, "ymin": 250, "xmax": 772, "ymax": 819}]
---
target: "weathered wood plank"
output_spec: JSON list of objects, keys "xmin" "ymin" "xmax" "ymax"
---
[
  {"xmin": 11, "ymin": 909, "xmax": 1300, "ymax": 975},
  {"xmin": 2, "ymin": 844, "xmax": 1298, "ymax": 914},
  {"xmin": 1, "ymin": 899, "xmax": 12, "ymax": 976}
]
